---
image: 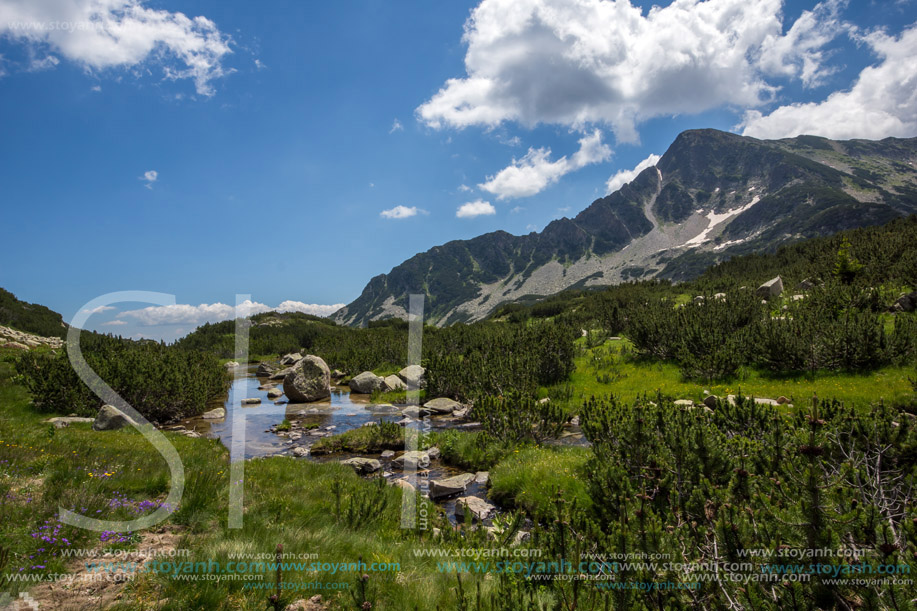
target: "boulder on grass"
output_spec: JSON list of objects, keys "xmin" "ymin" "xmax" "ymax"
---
[
  {"xmin": 93, "ymin": 405, "xmax": 138, "ymax": 431},
  {"xmin": 283, "ymin": 355, "xmax": 331, "ymax": 403},
  {"xmin": 756, "ymin": 276, "xmax": 784, "ymax": 300},
  {"xmin": 349, "ymin": 371, "xmax": 384, "ymax": 394},
  {"xmin": 891, "ymin": 291, "xmax": 917, "ymax": 313}
]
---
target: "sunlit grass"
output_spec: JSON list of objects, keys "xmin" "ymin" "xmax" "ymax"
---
[{"xmin": 553, "ymin": 337, "xmax": 916, "ymax": 410}]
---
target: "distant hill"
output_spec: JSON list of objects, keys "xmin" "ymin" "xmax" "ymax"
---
[
  {"xmin": 333, "ymin": 129, "xmax": 917, "ymax": 327},
  {"xmin": 0, "ymin": 288, "xmax": 67, "ymax": 339}
]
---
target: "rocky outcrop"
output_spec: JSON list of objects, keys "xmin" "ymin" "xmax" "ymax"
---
[
  {"xmin": 891, "ymin": 291, "xmax": 917, "ymax": 313},
  {"xmin": 256, "ymin": 362, "xmax": 274, "ymax": 377},
  {"xmin": 0, "ymin": 324, "xmax": 63, "ymax": 349},
  {"xmin": 270, "ymin": 367, "xmax": 295, "ymax": 380},
  {"xmin": 349, "ymin": 371, "xmax": 384, "ymax": 394},
  {"xmin": 93, "ymin": 404, "xmax": 138, "ymax": 431},
  {"xmin": 283, "ymin": 355, "xmax": 331, "ymax": 403}
]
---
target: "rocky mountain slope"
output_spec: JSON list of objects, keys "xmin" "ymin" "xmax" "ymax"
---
[{"xmin": 333, "ymin": 129, "xmax": 917, "ymax": 326}]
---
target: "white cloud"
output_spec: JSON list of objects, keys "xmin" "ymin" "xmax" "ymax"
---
[
  {"xmin": 254, "ymin": 58, "xmax": 266, "ymax": 70},
  {"xmin": 458, "ymin": 184, "xmax": 473, "ymax": 192},
  {"xmin": 389, "ymin": 118, "xmax": 404, "ymax": 133},
  {"xmin": 741, "ymin": 25, "xmax": 917, "ymax": 140},
  {"xmin": 380, "ymin": 205, "xmax": 425, "ymax": 219},
  {"xmin": 510, "ymin": 206, "xmax": 524, "ymax": 213},
  {"xmin": 28, "ymin": 54, "xmax": 58, "ymax": 71},
  {"xmin": 0, "ymin": 0, "xmax": 233, "ymax": 96},
  {"xmin": 81, "ymin": 305, "xmax": 116, "ymax": 315},
  {"xmin": 605, "ymin": 153, "xmax": 661, "ymax": 194},
  {"xmin": 479, "ymin": 129, "xmax": 611, "ymax": 199},
  {"xmin": 417, "ymin": 0, "xmax": 846, "ymax": 142},
  {"xmin": 118, "ymin": 299, "xmax": 345, "ymax": 326},
  {"xmin": 90, "ymin": 83, "xmax": 100, "ymax": 91},
  {"xmin": 140, "ymin": 169, "xmax": 157, "ymax": 189},
  {"xmin": 757, "ymin": 0, "xmax": 847, "ymax": 88},
  {"xmin": 456, "ymin": 199, "xmax": 496, "ymax": 218},
  {"xmin": 101, "ymin": 319, "xmax": 127, "ymax": 326}
]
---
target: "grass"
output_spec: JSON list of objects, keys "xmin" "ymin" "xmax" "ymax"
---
[
  {"xmin": 0, "ymin": 350, "xmax": 538, "ymax": 609},
  {"xmin": 309, "ymin": 421, "xmax": 406, "ymax": 455},
  {"xmin": 432, "ymin": 430, "xmax": 514, "ymax": 472},
  {"xmin": 552, "ymin": 337, "xmax": 917, "ymax": 411},
  {"xmin": 489, "ymin": 446, "xmax": 592, "ymax": 519}
]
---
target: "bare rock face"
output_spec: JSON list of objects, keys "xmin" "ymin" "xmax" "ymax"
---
[{"xmin": 283, "ymin": 355, "xmax": 331, "ymax": 403}]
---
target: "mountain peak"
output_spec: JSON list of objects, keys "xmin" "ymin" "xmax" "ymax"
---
[{"xmin": 333, "ymin": 130, "xmax": 917, "ymax": 327}]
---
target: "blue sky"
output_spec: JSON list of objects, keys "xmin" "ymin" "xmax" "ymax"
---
[{"xmin": 1, "ymin": 0, "xmax": 915, "ymax": 340}]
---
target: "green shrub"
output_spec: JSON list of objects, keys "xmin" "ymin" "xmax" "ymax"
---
[{"xmin": 15, "ymin": 333, "xmax": 228, "ymax": 421}]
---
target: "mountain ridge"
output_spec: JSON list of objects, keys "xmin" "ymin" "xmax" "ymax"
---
[{"xmin": 333, "ymin": 128, "xmax": 917, "ymax": 327}]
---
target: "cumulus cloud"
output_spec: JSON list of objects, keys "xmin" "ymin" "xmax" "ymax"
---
[
  {"xmin": 479, "ymin": 129, "xmax": 611, "ymax": 199},
  {"xmin": 416, "ymin": 0, "xmax": 847, "ymax": 142},
  {"xmin": 605, "ymin": 153, "xmax": 661, "ymax": 194},
  {"xmin": 101, "ymin": 319, "xmax": 127, "ymax": 326},
  {"xmin": 140, "ymin": 169, "xmax": 157, "ymax": 189},
  {"xmin": 757, "ymin": 0, "xmax": 847, "ymax": 88},
  {"xmin": 741, "ymin": 24, "xmax": 917, "ymax": 140},
  {"xmin": 0, "ymin": 0, "xmax": 233, "ymax": 95},
  {"xmin": 117, "ymin": 299, "xmax": 345, "ymax": 326},
  {"xmin": 81, "ymin": 305, "xmax": 116, "ymax": 315},
  {"xmin": 456, "ymin": 199, "xmax": 496, "ymax": 218},
  {"xmin": 380, "ymin": 205, "xmax": 425, "ymax": 219}
]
